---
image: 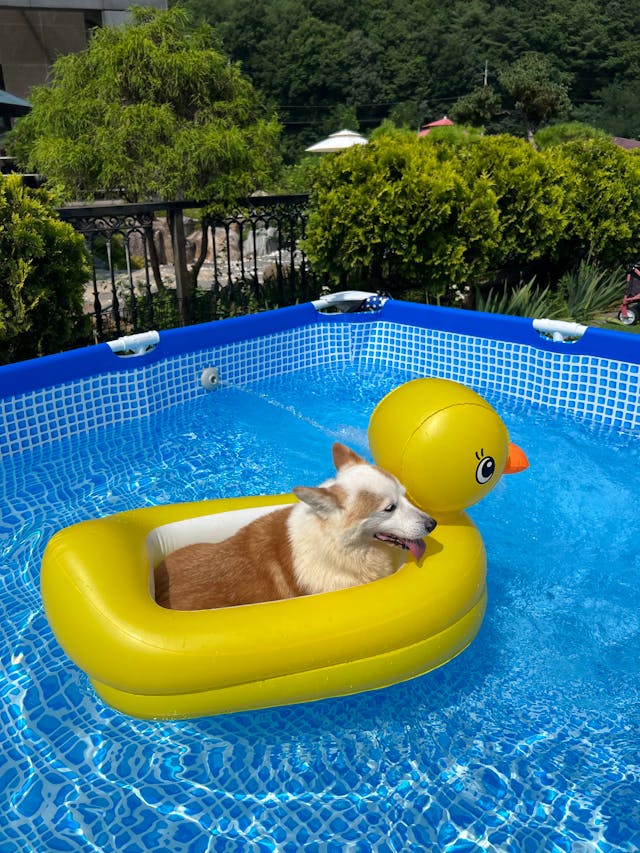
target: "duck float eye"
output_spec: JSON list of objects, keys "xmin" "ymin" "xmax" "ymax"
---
[{"xmin": 475, "ymin": 452, "xmax": 496, "ymax": 484}]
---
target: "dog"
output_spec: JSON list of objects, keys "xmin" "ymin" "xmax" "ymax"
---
[{"xmin": 154, "ymin": 442, "xmax": 436, "ymax": 610}]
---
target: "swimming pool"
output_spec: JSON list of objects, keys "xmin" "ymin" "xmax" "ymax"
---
[{"xmin": 1, "ymin": 298, "xmax": 639, "ymax": 851}]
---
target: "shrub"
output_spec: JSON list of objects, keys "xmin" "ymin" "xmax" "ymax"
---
[
  {"xmin": 456, "ymin": 134, "xmax": 568, "ymax": 269},
  {"xmin": 556, "ymin": 259, "xmax": 624, "ymax": 322},
  {"xmin": 0, "ymin": 175, "xmax": 90, "ymax": 364},
  {"xmin": 304, "ymin": 129, "xmax": 501, "ymax": 300},
  {"xmin": 534, "ymin": 122, "xmax": 609, "ymax": 150},
  {"xmin": 475, "ymin": 277, "xmax": 560, "ymax": 318},
  {"xmin": 272, "ymin": 156, "xmax": 324, "ymax": 194},
  {"xmin": 304, "ymin": 130, "xmax": 640, "ymax": 301},
  {"xmin": 304, "ymin": 131, "xmax": 573, "ymax": 299},
  {"xmin": 543, "ymin": 138, "xmax": 640, "ymax": 267},
  {"xmin": 475, "ymin": 259, "xmax": 624, "ymax": 323}
]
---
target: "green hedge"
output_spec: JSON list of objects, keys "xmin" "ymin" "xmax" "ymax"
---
[
  {"xmin": 0, "ymin": 175, "xmax": 90, "ymax": 364},
  {"xmin": 304, "ymin": 130, "xmax": 640, "ymax": 300}
]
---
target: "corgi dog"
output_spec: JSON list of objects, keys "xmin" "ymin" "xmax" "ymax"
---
[{"xmin": 154, "ymin": 442, "xmax": 437, "ymax": 610}]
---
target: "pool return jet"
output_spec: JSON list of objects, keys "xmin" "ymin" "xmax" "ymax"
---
[{"xmin": 40, "ymin": 378, "xmax": 527, "ymax": 719}]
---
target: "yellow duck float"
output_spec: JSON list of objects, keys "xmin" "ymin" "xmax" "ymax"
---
[{"xmin": 41, "ymin": 378, "xmax": 528, "ymax": 719}]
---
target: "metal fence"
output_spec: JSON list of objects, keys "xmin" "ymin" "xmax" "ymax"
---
[{"xmin": 59, "ymin": 195, "xmax": 324, "ymax": 342}]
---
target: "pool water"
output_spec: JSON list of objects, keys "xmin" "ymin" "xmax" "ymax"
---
[{"xmin": 1, "ymin": 364, "xmax": 639, "ymax": 852}]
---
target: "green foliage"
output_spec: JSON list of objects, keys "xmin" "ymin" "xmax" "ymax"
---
[
  {"xmin": 304, "ymin": 131, "xmax": 640, "ymax": 301},
  {"xmin": 451, "ymin": 86, "xmax": 502, "ymax": 128},
  {"xmin": 127, "ymin": 267, "xmax": 319, "ymax": 329},
  {"xmin": 127, "ymin": 288, "xmax": 179, "ymax": 332},
  {"xmin": 576, "ymin": 81, "xmax": 640, "ymax": 138},
  {"xmin": 304, "ymin": 132, "xmax": 558, "ymax": 297},
  {"xmin": 91, "ymin": 234, "xmax": 145, "ymax": 271},
  {"xmin": 547, "ymin": 137, "xmax": 640, "ymax": 265},
  {"xmin": 369, "ymin": 122, "xmax": 415, "ymax": 143},
  {"xmin": 271, "ymin": 156, "xmax": 323, "ymax": 193},
  {"xmin": 498, "ymin": 53, "xmax": 572, "ymax": 139},
  {"xmin": 305, "ymin": 129, "xmax": 499, "ymax": 298},
  {"xmin": 458, "ymin": 135, "xmax": 568, "ymax": 266},
  {"xmin": 534, "ymin": 122, "xmax": 609, "ymax": 150},
  {"xmin": 450, "ymin": 55, "xmax": 574, "ymax": 142},
  {"xmin": 475, "ymin": 259, "xmax": 624, "ymax": 323},
  {"xmin": 475, "ymin": 277, "xmax": 560, "ymax": 318},
  {"xmin": 204, "ymin": 0, "xmax": 433, "ymax": 157},
  {"xmin": 0, "ymin": 175, "xmax": 90, "ymax": 363},
  {"xmin": 7, "ymin": 6, "xmax": 281, "ymax": 204},
  {"xmin": 182, "ymin": 0, "xmax": 640, "ymax": 155},
  {"xmin": 556, "ymin": 259, "xmax": 624, "ymax": 322},
  {"xmin": 421, "ymin": 125, "xmax": 485, "ymax": 146}
]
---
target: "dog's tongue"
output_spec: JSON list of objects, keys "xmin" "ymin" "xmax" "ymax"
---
[
  {"xmin": 376, "ymin": 533, "xmax": 427, "ymax": 561},
  {"xmin": 406, "ymin": 538, "xmax": 426, "ymax": 562}
]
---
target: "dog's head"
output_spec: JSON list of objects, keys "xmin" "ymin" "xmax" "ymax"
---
[{"xmin": 293, "ymin": 442, "xmax": 436, "ymax": 562}]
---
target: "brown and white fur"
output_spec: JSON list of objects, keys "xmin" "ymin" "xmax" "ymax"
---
[{"xmin": 154, "ymin": 442, "xmax": 436, "ymax": 610}]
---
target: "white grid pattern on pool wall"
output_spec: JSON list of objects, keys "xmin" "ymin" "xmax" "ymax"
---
[
  {"xmin": 0, "ymin": 324, "xmax": 352, "ymax": 456},
  {"xmin": 353, "ymin": 321, "xmax": 640, "ymax": 430},
  {"xmin": 2, "ymin": 319, "xmax": 639, "ymax": 456}
]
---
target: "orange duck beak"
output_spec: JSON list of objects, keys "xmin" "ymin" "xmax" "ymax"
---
[{"xmin": 503, "ymin": 442, "xmax": 529, "ymax": 474}]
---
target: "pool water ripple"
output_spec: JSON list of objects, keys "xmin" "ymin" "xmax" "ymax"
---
[{"xmin": 0, "ymin": 365, "xmax": 639, "ymax": 851}]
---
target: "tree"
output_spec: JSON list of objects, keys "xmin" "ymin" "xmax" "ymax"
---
[
  {"xmin": 7, "ymin": 6, "xmax": 281, "ymax": 205},
  {"xmin": 0, "ymin": 175, "xmax": 90, "ymax": 364},
  {"xmin": 451, "ymin": 86, "xmax": 503, "ymax": 128},
  {"xmin": 587, "ymin": 81, "xmax": 640, "ymax": 138},
  {"xmin": 179, "ymin": 0, "xmax": 640, "ymax": 154},
  {"xmin": 498, "ymin": 53, "xmax": 572, "ymax": 141}
]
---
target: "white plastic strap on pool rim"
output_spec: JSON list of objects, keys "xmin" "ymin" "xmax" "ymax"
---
[
  {"xmin": 107, "ymin": 330, "xmax": 160, "ymax": 356},
  {"xmin": 532, "ymin": 318, "xmax": 588, "ymax": 342},
  {"xmin": 311, "ymin": 290, "xmax": 384, "ymax": 312}
]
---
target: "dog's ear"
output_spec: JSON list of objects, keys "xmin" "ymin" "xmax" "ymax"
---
[
  {"xmin": 293, "ymin": 485, "xmax": 344, "ymax": 515},
  {"xmin": 332, "ymin": 442, "xmax": 366, "ymax": 471}
]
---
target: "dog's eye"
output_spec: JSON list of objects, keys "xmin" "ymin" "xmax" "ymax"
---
[
  {"xmin": 475, "ymin": 455, "xmax": 496, "ymax": 484},
  {"xmin": 384, "ymin": 503, "xmax": 396, "ymax": 513}
]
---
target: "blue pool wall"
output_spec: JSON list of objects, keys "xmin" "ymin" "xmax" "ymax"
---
[{"xmin": 1, "ymin": 299, "xmax": 640, "ymax": 457}]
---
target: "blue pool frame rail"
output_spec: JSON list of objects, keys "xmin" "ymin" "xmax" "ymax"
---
[
  {"xmin": 2, "ymin": 300, "xmax": 640, "ymax": 401},
  {"xmin": 2, "ymin": 298, "xmax": 640, "ymax": 457}
]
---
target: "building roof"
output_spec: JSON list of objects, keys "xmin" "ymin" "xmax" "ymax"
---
[
  {"xmin": 613, "ymin": 136, "xmax": 640, "ymax": 150},
  {"xmin": 0, "ymin": 89, "xmax": 31, "ymax": 117}
]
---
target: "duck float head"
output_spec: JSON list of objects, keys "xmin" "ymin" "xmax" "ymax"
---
[{"xmin": 368, "ymin": 378, "xmax": 528, "ymax": 516}]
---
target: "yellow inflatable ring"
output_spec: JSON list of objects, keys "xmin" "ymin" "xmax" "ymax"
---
[{"xmin": 41, "ymin": 495, "xmax": 486, "ymax": 719}]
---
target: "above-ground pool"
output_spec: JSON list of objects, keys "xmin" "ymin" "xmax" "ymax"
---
[{"xmin": 1, "ymin": 298, "xmax": 639, "ymax": 851}]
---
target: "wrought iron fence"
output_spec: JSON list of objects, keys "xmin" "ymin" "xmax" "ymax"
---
[{"xmin": 59, "ymin": 195, "xmax": 324, "ymax": 342}]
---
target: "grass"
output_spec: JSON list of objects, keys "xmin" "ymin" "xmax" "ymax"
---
[{"xmin": 594, "ymin": 317, "xmax": 640, "ymax": 334}]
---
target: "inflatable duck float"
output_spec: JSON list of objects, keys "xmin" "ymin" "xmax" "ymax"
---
[{"xmin": 41, "ymin": 378, "xmax": 527, "ymax": 719}]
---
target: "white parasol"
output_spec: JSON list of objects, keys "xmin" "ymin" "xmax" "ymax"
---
[{"xmin": 305, "ymin": 129, "xmax": 368, "ymax": 153}]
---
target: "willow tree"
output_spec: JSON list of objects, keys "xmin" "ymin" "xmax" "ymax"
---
[
  {"xmin": 7, "ymin": 6, "xmax": 281, "ymax": 205},
  {"xmin": 8, "ymin": 6, "xmax": 281, "ymax": 313}
]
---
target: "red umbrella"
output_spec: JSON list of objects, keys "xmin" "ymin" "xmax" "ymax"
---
[{"xmin": 418, "ymin": 116, "xmax": 454, "ymax": 137}]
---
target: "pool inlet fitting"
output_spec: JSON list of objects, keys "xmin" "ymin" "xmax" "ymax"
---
[{"xmin": 201, "ymin": 367, "xmax": 219, "ymax": 390}]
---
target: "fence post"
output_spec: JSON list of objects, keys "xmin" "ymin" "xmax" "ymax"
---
[{"xmin": 168, "ymin": 206, "xmax": 191, "ymax": 325}]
